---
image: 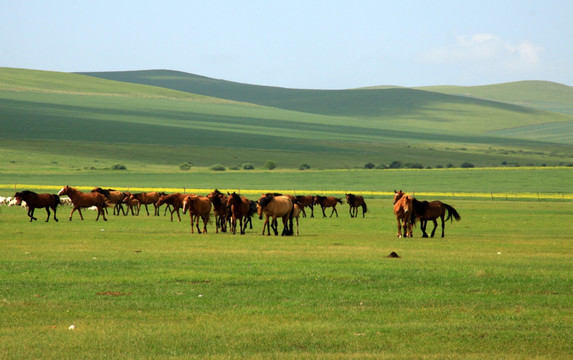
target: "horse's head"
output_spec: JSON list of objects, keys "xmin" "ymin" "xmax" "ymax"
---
[
  {"xmin": 14, "ymin": 192, "xmax": 23, "ymax": 205},
  {"xmin": 182, "ymin": 195, "xmax": 193, "ymax": 214},
  {"xmin": 393, "ymin": 190, "xmax": 404, "ymax": 204},
  {"xmin": 57, "ymin": 186, "xmax": 70, "ymax": 196}
]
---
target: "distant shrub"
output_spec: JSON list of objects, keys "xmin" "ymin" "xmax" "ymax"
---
[
  {"xmin": 111, "ymin": 164, "xmax": 127, "ymax": 170},
  {"xmin": 364, "ymin": 162, "xmax": 375, "ymax": 169},
  {"xmin": 405, "ymin": 162, "xmax": 424, "ymax": 169},
  {"xmin": 446, "ymin": 163, "xmax": 455, "ymax": 168},
  {"xmin": 242, "ymin": 163, "xmax": 255, "ymax": 170},
  {"xmin": 298, "ymin": 163, "xmax": 311, "ymax": 170},
  {"xmin": 388, "ymin": 160, "xmax": 403, "ymax": 169},
  {"xmin": 210, "ymin": 164, "xmax": 226, "ymax": 171},
  {"xmin": 460, "ymin": 162, "xmax": 474, "ymax": 168},
  {"xmin": 179, "ymin": 162, "xmax": 192, "ymax": 171},
  {"xmin": 376, "ymin": 164, "xmax": 388, "ymax": 169},
  {"xmin": 264, "ymin": 161, "xmax": 277, "ymax": 170}
]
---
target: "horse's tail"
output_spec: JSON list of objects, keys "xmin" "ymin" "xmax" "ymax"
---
[
  {"xmin": 444, "ymin": 203, "xmax": 461, "ymax": 222},
  {"xmin": 337, "ymin": 198, "xmax": 343, "ymax": 204},
  {"xmin": 54, "ymin": 194, "xmax": 61, "ymax": 206},
  {"xmin": 361, "ymin": 202, "xmax": 367, "ymax": 214}
]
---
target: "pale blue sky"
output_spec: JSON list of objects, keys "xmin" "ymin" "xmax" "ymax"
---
[{"xmin": 2, "ymin": 0, "xmax": 572, "ymax": 89}]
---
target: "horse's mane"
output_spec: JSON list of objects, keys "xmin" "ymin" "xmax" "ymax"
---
[
  {"xmin": 16, "ymin": 190, "xmax": 37, "ymax": 197},
  {"xmin": 347, "ymin": 193, "xmax": 356, "ymax": 203},
  {"xmin": 229, "ymin": 192, "xmax": 241, "ymax": 203},
  {"xmin": 258, "ymin": 194, "xmax": 274, "ymax": 208}
]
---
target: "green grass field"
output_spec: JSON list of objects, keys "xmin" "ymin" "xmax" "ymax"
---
[{"xmin": 1, "ymin": 198, "xmax": 571, "ymax": 359}]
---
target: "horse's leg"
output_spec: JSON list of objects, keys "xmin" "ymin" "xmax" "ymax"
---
[
  {"xmin": 430, "ymin": 219, "xmax": 438, "ymax": 238},
  {"xmin": 239, "ymin": 217, "xmax": 245, "ymax": 235},
  {"xmin": 396, "ymin": 217, "xmax": 403, "ymax": 237},
  {"xmin": 27, "ymin": 208, "xmax": 35, "ymax": 222},
  {"xmin": 301, "ymin": 207, "xmax": 307, "ymax": 218},
  {"xmin": 321, "ymin": 206, "xmax": 327, "ymax": 217},
  {"xmin": 262, "ymin": 216, "xmax": 269, "ymax": 235},
  {"xmin": 44, "ymin": 206, "xmax": 51, "ymax": 222},
  {"xmin": 52, "ymin": 204, "xmax": 58, "ymax": 222},
  {"xmin": 176, "ymin": 209, "xmax": 181, "ymax": 222},
  {"xmin": 331, "ymin": 206, "xmax": 338, "ymax": 218},
  {"xmin": 440, "ymin": 215, "xmax": 445, "ymax": 238},
  {"xmin": 144, "ymin": 204, "xmax": 150, "ymax": 216},
  {"xmin": 310, "ymin": 205, "xmax": 314, "ymax": 218}
]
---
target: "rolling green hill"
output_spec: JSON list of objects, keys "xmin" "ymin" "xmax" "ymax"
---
[{"xmin": 1, "ymin": 67, "xmax": 572, "ymax": 172}]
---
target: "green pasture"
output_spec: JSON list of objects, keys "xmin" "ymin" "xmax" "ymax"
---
[{"xmin": 1, "ymin": 198, "xmax": 571, "ymax": 359}]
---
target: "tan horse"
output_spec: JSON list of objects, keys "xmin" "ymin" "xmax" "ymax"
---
[
  {"xmin": 207, "ymin": 189, "xmax": 229, "ymax": 233},
  {"xmin": 183, "ymin": 195, "xmax": 211, "ymax": 234},
  {"xmin": 227, "ymin": 192, "xmax": 251, "ymax": 235},
  {"xmin": 314, "ymin": 195, "xmax": 343, "ymax": 218},
  {"xmin": 393, "ymin": 190, "xmax": 413, "ymax": 238},
  {"xmin": 346, "ymin": 193, "xmax": 368, "ymax": 218},
  {"xmin": 156, "ymin": 193, "xmax": 190, "ymax": 222},
  {"xmin": 257, "ymin": 193, "xmax": 295, "ymax": 236},
  {"xmin": 294, "ymin": 195, "xmax": 315, "ymax": 218},
  {"xmin": 411, "ymin": 198, "xmax": 461, "ymax": 238},
  {"xmin": 127, "ymin": 192, "xmax": 163, "ymax": 216},
  {"xmin": 91, "ymin": 187, "xmax": 128, "ymax": 215},
  {"xmin": 14, "ymin": 190, "xmax": 60, "ymax": 222},
  {"xmin": 58, "ymin": 185, "xmax": 108, "ymax": 221}
]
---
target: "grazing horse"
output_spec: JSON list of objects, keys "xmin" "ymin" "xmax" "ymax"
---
[
  {"xmin": 183, "ymin": 195, "xmax": 212, "ymax": 234},
  {"xmin": 14, "ymin": 190, "xmax": 60, "ymax": 222},
  {"xmin": 257, "ymin": 193, "xmax": 295, "ymax": 236},
  {"xmin": 226, "ymin": 192, "xmax": 251, "ymax": 235},
  {"xmin": 314, "ymin": 195, "xmax": 343, "ymax": 218},
  {"xmin": 57, "ymin": 185, "xmax": 108, "ymax": 221},
  {"xmin": 156, "ymin": 193, "xmax": 190, "ymax": 222},
  {"xmin": 393, "ymin": 190, "xmax": 413, "ymax": 238},
  {"xmin": 127, "ymin": 192, "xmax": 163, "ymax": 216},
  {"xmin": 91, "ymin": 187, "xmax": 128, "ymax": 215},
  {"xmin": 346, "ymin": 193, "xmax": 368, "ymax": 218},
  {"xmin": 294, "ymin": 195, "xmax": 315, "ymax": 218},
  {"xmin": 411, "ymin": 198, "xmax": 461, "ymax": 238},
  {"xmin": 207, "ymin": 189, "xmax": 229, "ymax": 233}
]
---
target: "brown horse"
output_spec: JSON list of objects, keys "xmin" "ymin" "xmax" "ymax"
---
[
  {"xmin": 127, "ymin": 192, "xmax": 163, "ymax": 216},
  {"xmin": 58, "ymin": 185, "xmax": 108, "ymax": 221},
  {"xmin": 91, "ymin": 187, "xmax": 128, "ymax": 215},
  {"xmin": 294, "ymin": 195, "xmax": 315, "ymax": 218},
  {"xmin": 257, "ymin": 193, "xmax": 295, "ymax": 236},
  {"xmin": 393, "ymin": 190, "xmax": 413, "ymax": 238},
  {"xmin": 314, "ymin": 195, "xmax": 343, "ymax": 218},
  {"xmin": 227, "ymin": 192, "xmax": 251, "ymax": 235},
  {"xmin": 14, "ymin": 190, "xmax": 60, "ymax": 222},
  {"xmin": 183, "ymin": 195, "xmax": 212, "ymax": 234},
  {"xmin": 346, "ymin": 193, "xmax": 368, "ymax": 218},
  {"xmin": 207, "ymin": 189, "xmax": 229, "ymax": 233},
  {"xmin": 411, "ymin": 198, "xmax": 461, "ymax": 238},
  {"xmin": 120, "ymin": 192, "xmax": 138, "ymax": 216},
  {"xmin": 156, "ymin": 193, "xmax": 190, "ymax": 222}
]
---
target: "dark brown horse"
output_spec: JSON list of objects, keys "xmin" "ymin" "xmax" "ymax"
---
[
  {"xmin": 346, "ymin": 193, "xmax": 367, "ymax": 218},
  {"xmin": 411, "ymin": 198, "xmax": 461, "ymax": 238},
  {"xmin": 156, "ymin": 193, "xmax": 190, "ymax": 222},
  {"xmin": 314, "ymin": 195, "xmax": 343, "ymax": 218},
  {"xmin": 57, "ymin": 185, "xmax": 108, "ymax": 221},
  {"xmin": 393, "ymin": 190, "xmax": 413, "ymax": 238},
  {"xmin": 183, "ymin": 195, "xmax": 212, "ymax": 234},
  {"xmin": 257, "ymin": 193, "xmax": 295, "ymax": 236},
  {"xmin": 14, "ymin": 190, "xmax": 60, "ymax": 222},
  {"xmin": 294, "ymin": 195, "xmax": 315, "ymax": 218},
  {"xmin": 207, "ymin": 189, "xmax": 229, "ymax": 233},
  {"xmin": 126, "ymin": 192, "xmax": 163, "ymax": 216},
  {"xmin": 91, "ymin": 187, "xmax": 128, "ymax": 215},
  {"xmin": 227, "ymin": 192, "xmax": 251, "ymax": 234}
]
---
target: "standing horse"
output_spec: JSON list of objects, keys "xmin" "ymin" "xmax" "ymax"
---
[
  {"xmin": 91, "ymin": 187, "xmax": 128, "ymax": 215},
  {"xmin": 257, "ymin": 193, "xmax": 295, "ymax": 236},
  {"xmin": 411, "ymin": 198, "xmax": 461, "ymax": 238},
  {"xmin": 393, "ymin": 190, "xmax": 413, "ymax": 238},
  {"xmin": 346, "ymin": 193, "xmax": 368, "ymax": 218},
  {"xmin": 57, "ymin": 185, "xmax": 108, "ymax": 221},
  {"xmin": 314, "ymin": 195, "xmax": 343, "ymax": 218},
  {"xmin": 127, "ymin": 192, "xmax": 163, "ymax": 216},
  {"xmin": 183, "ymin": 195, "xmax": 212, "ymax": 234},
  {"xmin": 207, "ymin": 189, "xmax": 229, "ymax": 233},
  {"xmin": 156, "ymin": 193, "xmax": 190, "ymax": 222},
  {"xmin": 294, "ymin": 195, "xmax": 315, "ymax": 218},
  {"xmin": 14, "ymin": 190, "xmax": 60, "ymax": 222},
  {"xmin": 226, "ymin": 192, "xmax": 251, "ymax": 235}
]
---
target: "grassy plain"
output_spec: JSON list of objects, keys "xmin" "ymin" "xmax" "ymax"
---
[{"xmin": 1, "ymin": 198, "xmax": 571, "ymax": 359}]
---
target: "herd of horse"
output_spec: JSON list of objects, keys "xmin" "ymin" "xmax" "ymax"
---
[{"xmin": 11, "ymin": 187, "xmax": 460, "ymax": 237}]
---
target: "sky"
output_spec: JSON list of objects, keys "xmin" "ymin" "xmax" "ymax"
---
[{"xmin": 1, "ymin": 0, "xmax": 572, "ymax": 89}]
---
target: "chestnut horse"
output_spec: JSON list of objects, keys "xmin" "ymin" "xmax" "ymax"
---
[
  {"xmin": 257, "ymin": 193, "xmax": 295, "ymax": 236},
  {"xmin": 346, "ymin": 193, "xmax": 367, "ymax": 218},
  {"xmin": 91, "ymin": 187, "xmax": 128, "ymax": 215},
  {"xmin": 314, "ymin": 195, "xmax": 343, "ymax": 218},
  {"xmin": 411, "ymin": 198, "xmax": 461, "ymax": 238},
  {"xmin": 127, "ymin": 192, "xmax": 163, "ymax": 216},
  {"xmin": 14, "ymin": 190, "xmax": 60, "ymax": 222},
  {"xmin": 58, "ymin": 185, "xmax": 108, "ymax": 221},
  {"xmin": 183, "ymin": 195, "xmax": 212, "ymax": 234},
  {"xmin": 207, "ymin": 189, "xmax": 229, "ymax": 233},
  {"xmin": 156, "ymin": 193, "xmax": 190, "ymax": 222},
  {"xmin": 294, "ymin": 195, "xmax": 315, "ymax": 218},
  {"xmin": 393, "ymin": 190, "xmax": 413, "ymax": 238},
  {"xmin": 226, "ymin": 192, "xmax": 251, "ymax": 235}
]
